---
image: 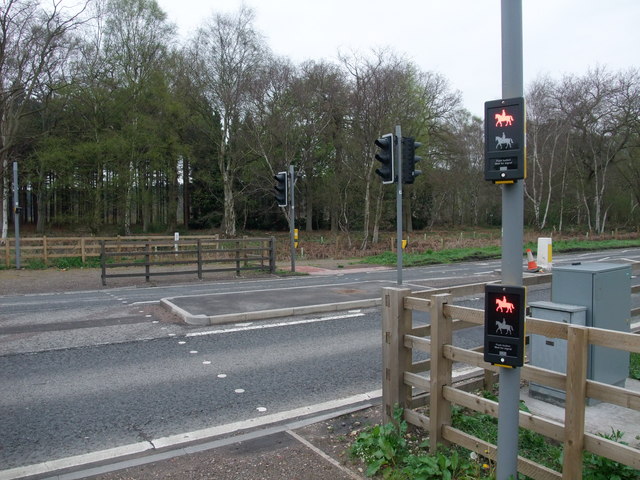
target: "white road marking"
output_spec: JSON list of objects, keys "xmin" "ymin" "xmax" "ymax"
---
[{"xmin": 186, "ymin": 312, "xmax": 365, "ymax": 338}]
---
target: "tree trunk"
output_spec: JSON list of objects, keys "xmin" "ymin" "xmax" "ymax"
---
[
  {"xmin": 305, "ymin": 185, "xmax": 313, "ymax": 232},
  {"xmin": 123, "ymin": 161, "xmax": 133, "ymax": 236},
  {"xmin": 222, "ymin": 169, "xmax": 236, "ymax": 236},
  {"xmin": 183, "ymin": 157, "xmax": 190, "ymax": 226},
  {"xmin": 1, "ymin": 167, "xmax": 8, "ymax": 242},
  {"xmin": 360, "ymin": 178, "xmax": 372, "ymax": 250},
  {"xmin": 167, "ymin": 165, "xmax": 178, "ymax": 232}
]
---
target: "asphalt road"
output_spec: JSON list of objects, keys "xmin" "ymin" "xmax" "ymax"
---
[
  {"xmin": 1, "ymin": 248, "xmax": 638, "ymax": 473},
  {"xmin": 0, "ymin": 311, "xmax": 382, "ymax": 469}
]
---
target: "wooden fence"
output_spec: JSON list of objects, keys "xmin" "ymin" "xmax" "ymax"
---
[
  {"xmin": 0, "ymin": 235, "xmax": 275, "ymax": 268},
  {"xmin": 99, "ymin": 237, "xmax": 275, "ymax": 285},
  {"xmin": 382, "ymin": 269, "xmax": 640, "ymax": 480}
]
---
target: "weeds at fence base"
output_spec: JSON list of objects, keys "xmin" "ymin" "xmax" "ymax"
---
[{"xmin": 349, "ymin": 399, "xmax": 639, "ymax": 479}]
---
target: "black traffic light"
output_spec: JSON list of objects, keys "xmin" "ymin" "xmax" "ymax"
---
[
  {"xmin": 274, "ymin": 171, "xmax": 288, "ymax": 207},
  {"xmin": 374, "ymin": 133, "xmax": 395, "ymax": 184},
  {"xmin": 402, "ymin": 137, "xmax": 422, "ymax": 184},
  {"xmin": 483, "ymin": 284, "xmax": 526, "ymax": 368}
]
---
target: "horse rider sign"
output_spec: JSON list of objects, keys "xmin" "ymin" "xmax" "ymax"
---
[
  {"xmin": 484, "ymin": 284, "xmax": 527, "ymax": 367},
  {"xmin": 484, "ymin": 96, "xmax": 526, "ymax": 183}
]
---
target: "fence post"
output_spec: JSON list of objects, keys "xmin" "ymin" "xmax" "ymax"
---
[
  {"xmin": 382, "ymin": 287, "xmax": 412, "ymax": 425},
  {"xmin": 100, "ymin": 240, "xmax": 107, "ymax": 286},
  {"xmin": 562, "ymin": 324, "xmax": 588, "ymax": 479},
  {"xmin": 145, "ymin": 242, "xmax": 150, "ymax": 283},
  {"xmin": 243, "ymin": 236, "xmax": 249, "ymax": 268},
  {"xmin": 235, "ymin": 240, "xmax": 240, "ymax": 276},
  {"xmin": 197, "ymin": 239, "xmax": 202, "ymax": 280},
  {"xmin": 269, "ymin": 237, "xmax": 276, "ymax": 273},
  {"xmin": 43, "ymin": 236, "xmax": 48, "ymax": 265},
  {"xmin": 429, "ymin": 293, "xmax": 453, "ymax": 452},
  {"xmin": 81, "ymin": 237, "xmax": 86, "ymax": 264}
]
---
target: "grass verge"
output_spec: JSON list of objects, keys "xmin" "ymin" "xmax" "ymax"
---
[{"xmin": 359, "ymin": 238, "xmax": 640, "ymax": 267}]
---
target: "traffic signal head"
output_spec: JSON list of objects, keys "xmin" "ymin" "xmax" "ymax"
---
[
  {"xmin": 402, "ymin": 137, "xmax": 422, "ymax": 184},
  {"xmin": 274, "ymin": 171, "xmax": 288, "ymax": 207},
  {"xmin": 484, "ymin": 97, "xmax": 526, "ymax": 183},
  {"xmin": 374, "ymin": 133, "xmax": 395, "ymax": 184},
  {"xmin": 483, "ymin": 284, "xmax": 526, "ymax": 368}
]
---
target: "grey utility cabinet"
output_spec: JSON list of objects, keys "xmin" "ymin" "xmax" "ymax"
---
[
  {"xmin": 551, "ymin": 263, "xmax": 631, "ymax": 392},
  {"xmin": 529, "ymin": 301, "xmax": 587, "ymax": 404}
]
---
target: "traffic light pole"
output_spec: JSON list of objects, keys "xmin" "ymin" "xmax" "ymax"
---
[
  {"xmin": 395, "ymin": 125, "xmax": 403, "ymax": 285},
  {"xmin": 289, "ymin": 165, "xmax": 296, "ymax": 273},
  {"xmin": 13, "ymin": 162, "xmax": 21, "ymax": 269},
  {"xmin": 497, "ymin": 1, "xmax": 524, "ymax": 479}
]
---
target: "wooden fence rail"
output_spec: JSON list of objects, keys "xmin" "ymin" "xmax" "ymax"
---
[
  {"xmin": 1, "ymin": 235, "xmax": 257, "ymax": 268},
  {"xmin": 99, "ymin": 237, "xmax": 275, "ymax": 285},
  {"xmin": 382, "ymin": 266, "xmax": 640, "ymax": 480}
]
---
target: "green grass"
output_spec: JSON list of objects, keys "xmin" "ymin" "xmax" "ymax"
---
[
  {"xmin": 631, "ymin": 353, "xmax": 640, "ymax": 380},
  {"xmin": 21, "ymin": 256, "xmax": 103, "ymax": 270},
  {"xmin": 359, "ymin": 238, "xmax": 640, "ymax": 267},
  {"xmin": 360, "ymin": 246, "xmax": 503, "ymax": 267}
]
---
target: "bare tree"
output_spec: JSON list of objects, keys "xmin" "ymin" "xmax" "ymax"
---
[
  {"xmin": 0, "ymin": 0, "xmax": 89, "ymax": 241},
  {"xmin": 525, "ymin": 76, "xmax": 571, "ymax": 230},
  {"xmin": 340, "ymin": 49, "xmax": 416, "ymax": 248},
  {"xmin": 558, "ymin": 67, "xmax": 639, "ymax": 233},
  {"xmin": 188, "ymin": 6, "xmax": 267, "ymax": 237}
]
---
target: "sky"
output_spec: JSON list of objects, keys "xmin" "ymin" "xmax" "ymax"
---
[{"xmin": 156, "ymin": 0, "xmax": 640, "ymax": 117}]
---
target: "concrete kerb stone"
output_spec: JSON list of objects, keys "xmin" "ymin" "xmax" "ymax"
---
[
  {"xmin": 0, "ymin": 390, "xmax": 382, "ymax": 480},
  {"xmin": 0, "ymin": 443, "xmax": 153, "ymax": 480},
  {"xmin": 159, "ymin": 298, "xmax": 209, "ymax": 326},
  {"xmin": 161, "ymin": 297, "xmax": 382, "ymax": 326}
]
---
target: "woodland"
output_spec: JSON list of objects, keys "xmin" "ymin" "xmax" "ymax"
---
[{"xmin": 2, "ymin": 0, "xmax": 640, "ymax": 249}]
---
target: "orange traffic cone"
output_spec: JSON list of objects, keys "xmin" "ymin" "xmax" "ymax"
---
[{"xmin": 526, "ymin": 249, "xmax": 541, "ymax": 272}]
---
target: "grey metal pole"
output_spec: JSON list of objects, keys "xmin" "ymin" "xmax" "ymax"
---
[
  {"xmin": 13, "ymin": 162, "xmax": 21, "ymax": 269},
  {"xmin": 395, "ymin": 125, "xmax": 403, "ymax": 285},
  {"xmin": 497, "ymin": 1, "xmax": 524, "ymax": 479},
  {"xmin": 289, "ymin": 164, "xmax": 296, "ymax": 273}
]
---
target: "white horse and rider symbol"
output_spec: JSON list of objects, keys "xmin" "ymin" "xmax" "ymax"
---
[
  {"xmin": 493, "ymin": 109, "xmax": 515, "ymax": 150},
  {"xmin": 493, "ymin": 295, "xmax": 518, "ymax": 336}
]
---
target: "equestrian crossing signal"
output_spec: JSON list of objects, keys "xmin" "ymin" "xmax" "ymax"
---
[
  {"xmin": 401, "ymin": 137, "xmax": 422, "ymax": 184},
  {"xmin": 484, "ymin": 96, "xmax": 525, "ymax": 183},
  {"xmin": 484, "ymin": 284, "xmax": 526, "ymax": 368},
  {"xmin": 374, "ymin": 133, "xmax": 395, "ymax": 184},
  {"xmin": 274, "ymin": 171, "xmax": 288, "ymax": 207}
]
